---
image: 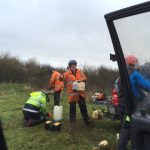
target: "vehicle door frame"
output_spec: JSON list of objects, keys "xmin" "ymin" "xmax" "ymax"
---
[{"xmin": 104, "ymin": 1, "xmax": 150, "ymax": 116}]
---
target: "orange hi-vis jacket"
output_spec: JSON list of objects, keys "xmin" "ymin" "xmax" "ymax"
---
[
  {"xmin": 49, "ymin": 71, "xmax": 64, "ymax": 92},
  {"xmin": 64, "ymin": 68, "xmax": 87, "ymax": 102}
]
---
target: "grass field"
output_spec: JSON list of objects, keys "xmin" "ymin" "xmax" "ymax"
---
[{"xmin": 0, "ymin": 83, "xmax": 120, "ymax": 150}]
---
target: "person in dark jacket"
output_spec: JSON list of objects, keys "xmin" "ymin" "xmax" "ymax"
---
[{"xmin": 118, "ymin": 55, "xmax": 150, "ymax": 150}]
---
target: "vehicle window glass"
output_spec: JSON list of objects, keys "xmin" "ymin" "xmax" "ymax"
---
[{"xmin": 114, "ymin": 12, "xmax": 150, "ymax": 113}]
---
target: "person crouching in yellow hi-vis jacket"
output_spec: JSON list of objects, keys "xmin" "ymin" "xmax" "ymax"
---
[{"xmin": 22, "ymin": 91, "xmax": 50, "ymax": 127}]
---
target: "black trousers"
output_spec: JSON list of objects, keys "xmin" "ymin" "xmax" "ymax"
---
[
  {"xmin": 23, "ymin": 110, "xmax": 45, "ymax": 126},
  {"xmin": 54, "ymin": 90, "xmax": 61, "ymax": 106},
  {"xmin": 118, "ymin": 118, "xmax": 130, "ymax": 150},
  {"xmin": 69, "ymin": 95, "xmax": 89, "ymax": 125},
  {"xmin": 0, "ymin": 121, "xmax": 7, "ymax": 150},
  {"xmin": 23, "ymin": 104, "xmax": 45, "ymax": 126},
  {"xmin": 118, "ymin": 104, "xmax": 126, "ymax": 125}
]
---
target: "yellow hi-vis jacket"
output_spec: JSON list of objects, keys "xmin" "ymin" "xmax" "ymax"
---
[{"xmin": 26, "ymin": 91, "xmax": 46, "ymax": 114}]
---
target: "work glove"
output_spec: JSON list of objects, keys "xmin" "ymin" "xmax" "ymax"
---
[
  {"xmin": 123, "ymin": 116, "xmax": 131, "ymax": 129},
  {"xmin": 46, "ymin": 113, "xmax": 52, "ymax": 118}
]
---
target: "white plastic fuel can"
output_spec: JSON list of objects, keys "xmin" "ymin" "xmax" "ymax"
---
[{"xmin": 53, "ymin": 106, "xmax": 63, "ymax": 121}]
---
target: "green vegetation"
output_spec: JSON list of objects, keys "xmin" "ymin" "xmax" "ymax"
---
[
  {"xmin": 0, "ymin": 53, "xmax": 118, "ymax": 90},
  {"xmin": 0, "ymin": 83, "xmax": 120, "ymax": 150}
]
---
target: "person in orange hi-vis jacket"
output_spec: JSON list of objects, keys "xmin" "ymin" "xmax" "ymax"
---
[
  {"xmin": 64, "ymin": 60, "xmax": 89, "ymax": 126},
  {"xmin": 48, "ymin": 68, "xmax": 64, "ymax": 106}
]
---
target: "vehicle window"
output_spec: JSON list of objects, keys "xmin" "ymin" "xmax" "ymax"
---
[{"xmin": 114, "ymin": 12, "xmax": 150, "ymax": 113}]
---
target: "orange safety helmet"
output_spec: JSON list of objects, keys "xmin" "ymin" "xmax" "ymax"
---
[{"xmin": 125, "ymin": 55, "xmax": 138, "ymax": 65}]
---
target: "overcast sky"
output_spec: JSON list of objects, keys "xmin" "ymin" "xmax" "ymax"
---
[{"xmin": 0, "ymin": 0, "xmax": 147, "ymax": 68}]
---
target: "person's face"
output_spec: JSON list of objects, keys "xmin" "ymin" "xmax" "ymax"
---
[
  {"xmin": 127, "ymin": 64, "xmax": 135, "ymax": 71},
  {"xmin": 70, "ymin": 64, "xmax": 76, "ymax": 71}
]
